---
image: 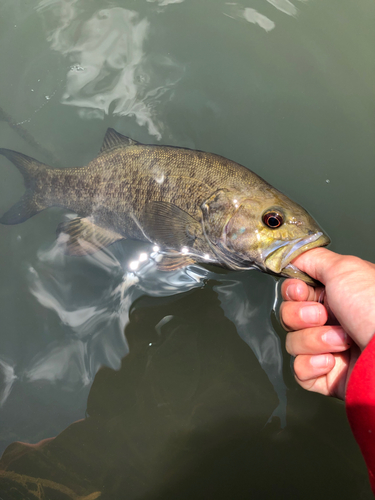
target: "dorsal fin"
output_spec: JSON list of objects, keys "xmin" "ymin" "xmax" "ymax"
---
[{"xmin": 99, "ymin": 128, "xmax": 141, "ymax": 155}]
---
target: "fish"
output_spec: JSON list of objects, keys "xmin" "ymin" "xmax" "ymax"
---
[{"xmin": 0, "ymin": 128, "xmax": 330, "ymax": 284}]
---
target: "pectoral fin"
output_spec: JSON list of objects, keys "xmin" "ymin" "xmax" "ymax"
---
[
  {"xmin": 142, "ymin": 201, "xmax": 202, "ymax": 249},
  {"xmin": 57, "ymin": 218, "xmax": 123, "ymax": 256}
]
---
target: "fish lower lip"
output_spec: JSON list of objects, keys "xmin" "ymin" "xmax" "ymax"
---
[
  {"xmin": 280, "ymin": 232, "xmax": 326, "ymax": 269},
  {"xmin": 265, "ymin": 232, "xmax": 330, "ymax": 274}
]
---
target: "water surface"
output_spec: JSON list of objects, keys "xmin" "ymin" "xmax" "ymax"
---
[{"xmin": 0, "ymin": 0, "xmax": 374, "ymax": 498}]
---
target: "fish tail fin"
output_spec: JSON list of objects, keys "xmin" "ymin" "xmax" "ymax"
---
[{"xmin": 0, "ymin": 148, "xmax": 49, "ymax": 225}]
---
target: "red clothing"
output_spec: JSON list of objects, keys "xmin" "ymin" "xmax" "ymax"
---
[{"xmin": 346, "ymin": 334, "xmax": 375, "ymax": 495}]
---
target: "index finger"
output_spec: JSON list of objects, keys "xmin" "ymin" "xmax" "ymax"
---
[{"xmin": 281, "ymin": 279, "xmax": 324, "ymax": 303}]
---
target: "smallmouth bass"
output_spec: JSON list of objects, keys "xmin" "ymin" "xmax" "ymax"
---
[{"xmin": 0, "ymin": 128, "xmax": 330, "ymax": 284}]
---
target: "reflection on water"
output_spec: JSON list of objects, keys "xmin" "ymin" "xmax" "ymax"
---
[
  {"xmin": 267, "ymin": 0, "xmax": 298, "ymax": 17},
  {"xmin": 0, "ymin": 237, "xmax": 285, "ymax": 498},
  {"xmin": 11, "ymin": 235, "xmax": 286, "ymax": 425},
  {"xmin": 0, "ymin": 225, "xmax": 289, "ymax": 499},
  {"xmin": 36, "ymin": 2, "xmax": 184, "ymax": 138},
  {"xmin": 0, "ymin": 238, "xmax": 366, "ymax": 498},
  {"xmin": 148, "ymin": 0, "xmax": 185, "ymax": 6},
  {"xmin": 1, "ymin": 0, "xmax": 374, "ymax": 497},
  {"xmin": 242, "ymin": 8, "xmax": 276, "ymax": 32},
  {"xmin": 224, "ymin": 0, "xmax": 307, "ymax": 31},
  {"xmin": 25, "ymin": 242, "xmax": 127, "ymax": 388},
  {"xmin": 0, "ymin": 360, "xmax": 16, "ymax": 407},
  {"xmin": 215, "ymin": 278, "xmax": 286, "ymax": 425}
]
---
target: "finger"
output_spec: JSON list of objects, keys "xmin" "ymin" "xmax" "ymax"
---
[
  {"xmin": 285, "ymin": 326, "xmax": 351, "ymax": 356},
  {"xmin": 290, "ymin": 248, "xmax": 341, "ymax": 285},
  {"xmin": 292, "ymin": 351, "xmax": 350, "ymax": 399},
  {"xmin": 293, "ymin": 353, "xmax": 335, "ymax": 382},
  {"xmin": 280, "ymin": 301, "xmax": 328, "ymax": 331},
  {"xmin": 281, "ymin": 279, "xmax": 324, "ymax": 302}
]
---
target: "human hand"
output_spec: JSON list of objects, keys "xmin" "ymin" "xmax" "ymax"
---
[{"xmin": 280, "ymin": 248, "xmax": 375, "ymax": 400}]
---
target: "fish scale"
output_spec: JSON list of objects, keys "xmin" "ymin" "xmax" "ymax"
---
[{"xmin": 0, "ymin": 128, "xmax": 330, "ymax": 283}]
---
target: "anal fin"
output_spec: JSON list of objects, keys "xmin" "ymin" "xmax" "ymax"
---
[
  {"xmin": 156, "ymin": 251, "xmax": 196, "ymax": 271},
  {"xmin": 57, "ymin": 218, "xmax": 123, "ymax": 256}
]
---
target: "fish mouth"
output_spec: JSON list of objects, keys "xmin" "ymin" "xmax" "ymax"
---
[{"xmin": 264, "ymin": 231, "xmax": 330, "ymax": 284}]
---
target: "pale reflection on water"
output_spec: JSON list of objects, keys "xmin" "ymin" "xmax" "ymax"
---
[
  {"xmin": 0, "ymin": 360, "xmax": 16, "ymax": 407},
  {"xmin": 267, "ymin": 0, "xmax": 298, "ymax": 17},
  {"xmin": 147, "ymin": 0, "xmax": 185, "ymax": 6},
  {"xmin": 1, "ymin": 234, "xmax": 286, "ymax": 426},
  {"xmin": 36, "ymin": 2, "xmax": 184, "ymax": 138},
  {"xmin": 224, "ymin": 0, "xmax": 307, "ymax": 32}
]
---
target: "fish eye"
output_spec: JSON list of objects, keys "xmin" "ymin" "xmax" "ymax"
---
[{"xmin": 262, "ymin": 211, "xmax": 283, "ymax": 229}]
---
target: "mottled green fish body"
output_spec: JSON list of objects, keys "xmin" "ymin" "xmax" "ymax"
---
[{"xmin": 0, "ymin": 129, "xmax": 330, "ymax": 283}]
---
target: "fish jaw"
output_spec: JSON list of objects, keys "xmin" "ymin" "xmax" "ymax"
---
[
  {"xmin": 264, "ymin": 232, "xmax": 330, "ymax": 285},
  {"xmin": 279, "ymin": 263, "xmax": 319, "ymax": 286}
]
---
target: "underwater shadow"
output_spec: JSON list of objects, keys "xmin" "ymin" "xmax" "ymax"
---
[{"xmin": 0, "ymin": 282, "xmax": 280, "ymax": 498}]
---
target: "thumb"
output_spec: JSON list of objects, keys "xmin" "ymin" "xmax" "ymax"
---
[{"xmin": 291, "ymin": 248, "xmax": 341, "ymax": 285}]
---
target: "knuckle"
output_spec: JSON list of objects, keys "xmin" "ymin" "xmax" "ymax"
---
[{"xmin": 330, "ymin": 255, "xmax": 363, "ymax": 275}]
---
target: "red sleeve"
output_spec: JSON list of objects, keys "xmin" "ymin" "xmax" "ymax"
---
[{"xmin": 346, "ymin": 333, "xmax": 375, "ymax": 494}]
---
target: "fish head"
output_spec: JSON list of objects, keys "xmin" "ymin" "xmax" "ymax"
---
[{"xmin": 202, "ymin": 189, "xmax": 330, "ymax": 285}]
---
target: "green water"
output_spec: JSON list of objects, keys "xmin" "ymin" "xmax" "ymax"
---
[{"xmin": 0, "ymin": 0, "xmax": 374, "ymax": 498}]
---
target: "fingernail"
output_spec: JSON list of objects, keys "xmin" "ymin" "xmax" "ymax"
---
[
  {"xmin": 310, "ymin": 355, "xmax": 329, "ymax": 368},
  {"xmin": 300, "ymin": 305, "xmax": 321, "ymax": 324},
  {"xmin": 286, "ymin": 283, "xmax": 303, "ymax": 300},
  {"xmin": 322, "ymin": 329, "xmax": 347, "ymax": 346}
]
